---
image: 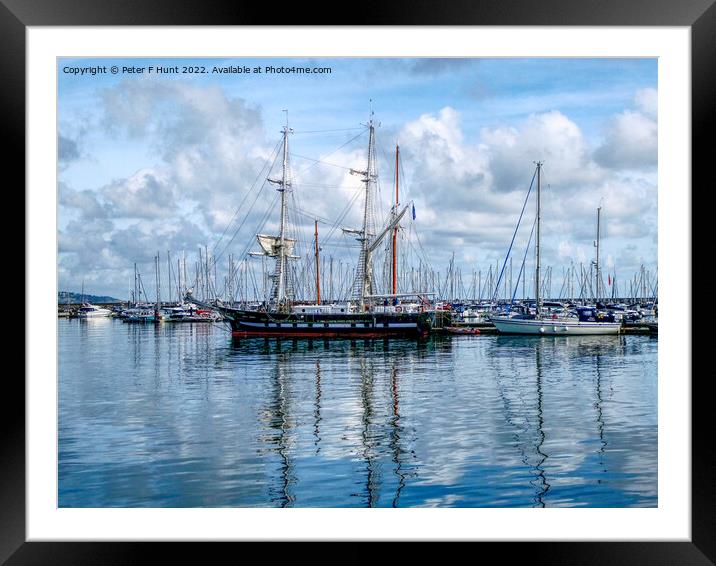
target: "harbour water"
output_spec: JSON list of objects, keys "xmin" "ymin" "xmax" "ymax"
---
[{"xmin": 58, "ymin": 318, "xmax": 657, "ymax": 508}]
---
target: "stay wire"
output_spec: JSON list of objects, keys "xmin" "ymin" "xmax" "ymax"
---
[
  {"xmin": 211, "ymin": 138, "xmax": 283, "ymax": 261},
  {"xmin": 510, "ymin": 215, "xmax": 538, "ymax": 307},
  {"xmin": 492, "ymin": 167, "xmax": 538, "ymax": 302},
  {"xmin": 213, "ymin": 145, "xmax": 283, "ymax": 266}
]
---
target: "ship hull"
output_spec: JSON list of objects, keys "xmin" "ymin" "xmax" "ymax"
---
[
  {"xmin": 491, "ymin": 316, "xmax": 621, "ymax": 335},
  {"xmin": 223, "ymin": 309, "xmax": 433, "ymax": 339}
]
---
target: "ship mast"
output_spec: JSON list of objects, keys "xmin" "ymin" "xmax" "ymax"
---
[
  {"xmin": 594, "ymin": 206, "xmax": 601, "ymax": 303},
  {"xmin": 349, "ymin": 109, "xmax": 378, "ymax": 308},
  {"xmin": 276, "ymin": 119, "xmax": 291, "ymax": 305},
  {"xmin": 392, "ymin": 145, "xmax": 399, "ymax": 296},
  {"xmin": 260, "ymin": 113, "xmax": 295, "ymax": 309},
  {"xmin": 314, "ymin": 219, "xmax": 321, "ymax": 305},
  {"xmin": 154, "ymin": 252, "xmax": 161, "ymax": 318},
  {"xmin": 344, "ymin": 106, "xmax": 409, "ymax": 308},
  {"xmin": 534, "ymin": 161, "xmax": 543, "ymax": 318}
]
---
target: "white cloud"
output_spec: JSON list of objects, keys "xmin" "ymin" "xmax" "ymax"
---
[
  {"xmin": 378, "ymin": 103, "xmax": 657, "ymax": 280},
  {"xmin": 594, "ymin": 89, "xmax": 657, "ymax": 170},
  {"xmin": 58, "ymin": 79, "xmax": 658, "ymax": 298},
  {"xmin": 483, "ymin": 110, "xmax": 601, "ymax": 193},
  {"xmin": 58, "ymin": 134, "xmax": 80, "ymax": 166},
  {"xmin": 59, "ymin": 182, "xmax": 108, "ymax": 220},
  {"xmin": 398, "ymin": 107, "xmax": 492, "ymax": 209},
  {"xmin": 100, "ymin": 169, "xmax": 176, "ymax": 219},
  {"xmin": 634, "ymin": 87, "xmax": 657, "ymax": 118}
]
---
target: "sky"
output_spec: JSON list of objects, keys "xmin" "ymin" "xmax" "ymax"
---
[{"xmin": 58, "ymin": 57, "xmax": 658, "ymax": 301}]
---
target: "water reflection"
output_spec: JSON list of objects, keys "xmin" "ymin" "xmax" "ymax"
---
[
  {"xmin": 359, "ymin": 356, "xmax": 378, "ymax": 507},
  {"xmin": 533, "ymin": 343, "xmax": 550, "ymax": 507},
  {"xmin": 314, "ymin": 359, "xmax": 322, "ymax": 454},
  {"xmin": 595, "ymin": 349, "xmax": 607, "ymax": 480},
  {"xmin": 488, "ymin": 336, "xmax": 647, "ymax": 507},
  {"xmin": 491, "ymin": 338, "xmax": 550, "ymax": 507},
  {"xmin": 389, "ymin": 361, "xmax": 408, "ymax": 507},
  {"xmin": 58, "ymin": 321, "xmax": 657, "ymax": 508},
  {"xmin": 267, "ymin": 354, "xmax": 295, "ymax": 507}
]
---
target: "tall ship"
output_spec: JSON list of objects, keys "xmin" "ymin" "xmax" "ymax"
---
[
  {"xmin": 189, "ymin": 113, "xmax": 434, "ymax": 338},
  {"xmin": 491, "ymin": 162, "xmax": 621, "ymax": 336}
]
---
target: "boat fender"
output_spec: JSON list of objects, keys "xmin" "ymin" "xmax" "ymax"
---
[{"xmin": 539, "ymin": 327, "xmax": 546, "ymax": 333}]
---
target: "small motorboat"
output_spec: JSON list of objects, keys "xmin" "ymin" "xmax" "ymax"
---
[{"xmin": 444, "ymin": 326, "xmax": 481, "ymax": 335}]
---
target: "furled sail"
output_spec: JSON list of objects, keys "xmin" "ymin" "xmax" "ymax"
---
[{"xmin": 253, "ymin": 234, "xmax": 298, "ymax": 258}]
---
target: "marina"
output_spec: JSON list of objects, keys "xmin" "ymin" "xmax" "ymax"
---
[
  {"xmin": 58, "ymin": 119, "xmax": 658, "ymax": 339},
  {"xmin": 56, "ymin": 119, "xmax": 658, "ymax": 506},
  {"xmin": 57, "ymin": 300, "xmax": 657, "ymax": 334},
  {"xmin": 56, "ymin": 56, "xmax": 660, "ymax": 511}
]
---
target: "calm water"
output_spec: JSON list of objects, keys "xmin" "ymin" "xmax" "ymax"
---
[{"xmin": 58, "ymin": 318, "xmax": 657, "ymax": 508}]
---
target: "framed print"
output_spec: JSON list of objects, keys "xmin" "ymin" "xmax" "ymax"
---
[{"xmin": 8, "ymin": 0, "xmax": 712, "ymax": 562}]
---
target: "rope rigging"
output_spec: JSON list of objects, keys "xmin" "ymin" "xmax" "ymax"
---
[
  {"xmin": 182, "ymin": 117, "xmax": 441, "ymax": 305},
  {"xmin": 510, "ymin": 215, "xmax": 537, "ymax": 306},
  {"xmin": 210, "ymin": 140, "xmax": 284, "ymax": 270},
  {"xmin": 210, "ymin": 138, "xmax": 283, "ymax": 261},
  {"xmin": 492, "ymin": 167, "xmax": 538, "ymax": 302}
]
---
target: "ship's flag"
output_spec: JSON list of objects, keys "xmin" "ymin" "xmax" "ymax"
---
[
  {"xmin": 412, "ymin": 203, "xmax": 416, "ymax": 220},
  {"xmin": 608, "ymin": 274, "xmax": 612, "ymax": 285}
]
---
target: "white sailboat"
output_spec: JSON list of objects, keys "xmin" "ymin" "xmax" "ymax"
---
[{"xmin": 491, "ymin": 162, "xmax": 621, "ymax": 336}]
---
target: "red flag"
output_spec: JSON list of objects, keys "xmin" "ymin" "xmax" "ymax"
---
[{"xmin": 608, "ymin": 275, "xmax": 612, "ymax": 286}]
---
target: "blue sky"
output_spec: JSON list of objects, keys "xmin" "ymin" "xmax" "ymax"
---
[{"xmin": 58, "ymin": 57, "xmax": 657, "ymax": 301}]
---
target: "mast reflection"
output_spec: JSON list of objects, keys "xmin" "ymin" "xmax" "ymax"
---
[
  {"xmin": 595, "ymin": 349, "xmax": 608, "ymax": 478},
  {"xmin": 314, "ymin": 359, "xmax": 322, "ymax": 454},
  {"xmin": 389, "ymin": 360, "xmax": 407, "ymax": 507},
  {"xmin": 359, "ymin": 356, "xmax": 379, "ymax": 507},
  {"xmin": 492, "ymin": 337, "xmax": 551, "ymax": 507},
  {"xmin": 532, "ymin": 341, "xmax": 550, "ymax": 507},
  {"xmin": 265, "ymin": 351, "xmax": 295, "ymax": 507}
]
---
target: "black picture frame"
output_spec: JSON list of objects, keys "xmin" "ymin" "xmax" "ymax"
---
[{"xmin": 7, "ymin": 0, "xmax": 710, "ymax": 562}]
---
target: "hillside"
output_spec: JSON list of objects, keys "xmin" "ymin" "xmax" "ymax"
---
[{"xmin": 58, "ymin": 291, "xmax": 122, "ymax": 304}]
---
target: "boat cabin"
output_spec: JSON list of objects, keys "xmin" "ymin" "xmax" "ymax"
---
[
  {"xmin": 576, "ymin": 307, "xmax": 616, "ymax": 323},
  {"xmin": 291, "ymin": 303, "xmax": 354, "ymax": 315}
]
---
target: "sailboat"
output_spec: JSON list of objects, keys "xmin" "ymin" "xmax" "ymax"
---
[
  {"xmin": 188, "ymin": 113, "xmax": 434, "ymax": 338},
  {"xmin": 491, "ymin": 162, "xmax": 621, "ymax": 336}
]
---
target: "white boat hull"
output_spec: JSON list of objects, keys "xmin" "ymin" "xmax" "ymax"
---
[
  {"xmin": 77, "ymin": 310, "xmax": 112, "ymax": 318},
  {"xmin": 491, "ymin": 317, "xmax": 621, "ymax": 335}
]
